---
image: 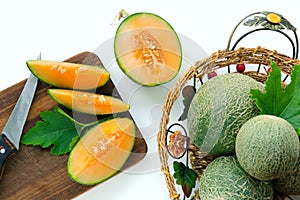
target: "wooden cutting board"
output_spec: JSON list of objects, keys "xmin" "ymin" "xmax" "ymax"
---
[{"xmin": 0, "ymin": 52, "xmax": 148, "ymax": 200}]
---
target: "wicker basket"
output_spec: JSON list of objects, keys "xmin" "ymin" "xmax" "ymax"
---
[{"xmin": 157, "ymin": 11, "xmax": 300, "ymax": 200}]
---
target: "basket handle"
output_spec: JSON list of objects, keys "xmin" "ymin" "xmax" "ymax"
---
[{"xmin": 226, "ymin": 11, "xmax": 299, "ymax": 59}]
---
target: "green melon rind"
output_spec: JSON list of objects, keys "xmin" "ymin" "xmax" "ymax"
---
[
  {"xmin": 26, "ymin": 60, "xmax": 110, "ymax": 89},
  {"xmin": 114, "ymin": 12, "xmax": 182, "ymax": 87},
  {"xmin": 274, "ymin": 150, "xmax": 300, "ymax": 195},
  {"xmin": 199, "ymin": 156, "xmax": 274, "ymax": 200},
  {"xmin": 187, "ymin": 73, "xmax": 264, "ymax": 155},
  {"xmin": 47, "ymin": 89, "xmax": 130, "ymax": 115},
  {"xmin": 236, "ymin": 115, "xmax": 299, "ymax": 181},
  {"xmin": 67, "ymin": 118, "xmax": 136, "ymax": 185}
]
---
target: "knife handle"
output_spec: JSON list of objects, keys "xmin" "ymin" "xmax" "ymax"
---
[{"xmin": 0, "ymin": 134, "xmax": 17, "ymax": 180}]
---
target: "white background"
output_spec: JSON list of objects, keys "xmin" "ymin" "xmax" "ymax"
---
[{"xmin": 1, "ymin": 0, "xmax": 300, "ymax": 200}]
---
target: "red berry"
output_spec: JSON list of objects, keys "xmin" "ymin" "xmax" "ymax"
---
[
  {"xmin": 263, "ymin": 66, "xmax": 271, "ymax": 75},
  {"xmin": 236, "ymin": 63, "xmax": 246, "ymax": 73},
  {"xmin": 208, "ymin": 71, "xmax": 217, "ymax": 79}
]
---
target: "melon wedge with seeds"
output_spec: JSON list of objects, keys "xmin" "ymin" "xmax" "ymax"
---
[
  {"xmin": 27, "ymin": 60, "xmax": 110, "ymax": 90},
  {"xmin": 114, "ymin": 12, "xmax": 182, "ymax": 86},
  {"xmin": 48, "ymin": 89, "xmax": 130, "ymax": 115},
  {"xmin": 68, "ymin": 118, "xmax": 135, "ymax": 185}
]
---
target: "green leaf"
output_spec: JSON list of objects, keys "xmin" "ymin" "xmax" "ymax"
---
[
  {"xmin": 295, "ymin": 128, "xmax": 300, "ymax": 135},
  {"xmin": 21, "ymin": 107, "xmax": 82, "ymax": 155},
  {"xmin": 280, "ymin": 17, "xmax": 297, "ymax": 31},
  {"xmin": 173, "ymin": 161, "xmax": 198, "ymax": 198},
  {"xmin": 278, "ymin": 65, "xmax": 300, "ymax": 135},
  {"xmin": 243, "ymin": 16, "xmax": 266, "ymax": 27},
  {"xmin": 251, "ymin": 61, "xmax": 283, "ymax": 115},
  {"xmin": 243, "ymin": 19, "xmax": 257, "ymax": 27},
  {"xmin": 251, "ymin": 62, "xmax": 300, "ymax": 136}
]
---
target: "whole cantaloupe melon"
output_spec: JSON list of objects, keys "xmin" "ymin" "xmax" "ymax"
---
[
  {"xmin": 199, "ymin": 156, "xmax": 273, "ymax": 200},
  {"xmin": 187, "ymin": 73, "xmax": 264, "ymax": 155},
  {"xmin": 274, "ymin": 147, "xmax": 300, "ymax": 195},
  {"xmin": 236, "ymin": 115, "xmax": 299, "ymax": 181}
]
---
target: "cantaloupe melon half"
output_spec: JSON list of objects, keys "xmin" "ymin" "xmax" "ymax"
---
[
  {"xmin": 114, "ymin": 12, "xmax": 182, "ymax": 86},
  {"xmin": 68, "ymin": 118, "xmax": 135, "ymax": 185},
  {"xmin": 27, "ymin": 60, "xmax": 110, "ymax": 90},
  {"xmin": 48, "ymin": 89, "xmax": 129, "ymax": 115}
]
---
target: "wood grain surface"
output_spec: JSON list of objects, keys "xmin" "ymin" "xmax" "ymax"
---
[{"xmin": 0, "ymin": 52, "xmax": 147, "ymax": 200}]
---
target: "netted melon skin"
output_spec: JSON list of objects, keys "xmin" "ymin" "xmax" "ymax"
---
[
  {"xmin": 199, "ymin": 156, "xmax": 273, "ymax": 200},
  {"xmin": 187, "ymin": 73, "xmax": 264, "ymax": 155},
  {"xmin": 274, "ymin": 153, "xmax": 300, "ymax": 195},
  {"xmin": 236, "ymin": 115, "xmax": 299, "ymax": 181}
]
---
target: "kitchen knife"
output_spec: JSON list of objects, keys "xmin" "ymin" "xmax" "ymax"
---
[{"xmin": 0, "ymin": 53, "xmax": 40, "ymax": 180}]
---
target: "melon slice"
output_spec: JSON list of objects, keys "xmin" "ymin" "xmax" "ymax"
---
[
  {"xmin": 114, "ymin": 12, "xmax": 182, "ymax": 86},
  {"xmin": 27, "ymin": 60, "xmax": 110, "ymax": 90},
  {"xmin": 48, "ymin": 89, "xmax": 130, "ymax": 115},
  {"xmin": 68, "ymin": 118, "xmax": 136, "ymax": 185}
]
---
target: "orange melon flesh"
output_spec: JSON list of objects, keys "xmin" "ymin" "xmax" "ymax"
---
[
  {"xmin": 48, "ymin": 89, "xmax": 130, "ymax": 115},
  {"xmin": 114, "ymin": 12, "xmax": 182, "ymax": 86},
  {"xmin": 68, "ymin": 118, "xmax": 135, "ymax": 185},
  {"xmin": 27, "ymin": 60, "xmax": 110, "ymax": 90}
]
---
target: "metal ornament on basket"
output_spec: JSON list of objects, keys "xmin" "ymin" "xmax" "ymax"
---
[{"xmin": 157, "ymin": 11, "xmax": 299, "ymax": 200}]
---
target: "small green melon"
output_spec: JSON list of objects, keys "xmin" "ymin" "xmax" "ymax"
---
[
  {"xmin": 199, "ymin": 156, "xmax": 273, "ymax": 200},
  {"xmin": 236, "ymin": 115, "xmax": 299, "ymax": 181},
  {"xmin": 187, "ymin": 73, "xmax": 264, "ymax": 155},
  {"xmin": 274, "ymin": 148, "xmax": 300, "ymax": 195}
]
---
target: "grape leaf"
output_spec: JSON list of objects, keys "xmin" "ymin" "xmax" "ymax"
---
[
  {"xmin": 251, "ymin": 61, "xmax": 300, "ymax": 135},
  {"xmin": 21, "ymin": 106, "xmax": 81, "ymax": 155},
  {"xmin": 173, "ymin": 161, "xmax": 198, "ymax": 198}
]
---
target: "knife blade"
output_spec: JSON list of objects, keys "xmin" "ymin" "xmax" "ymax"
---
[{"xmin": 0, "ymin": 53, "xmax": 40, "ymax": 180}]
